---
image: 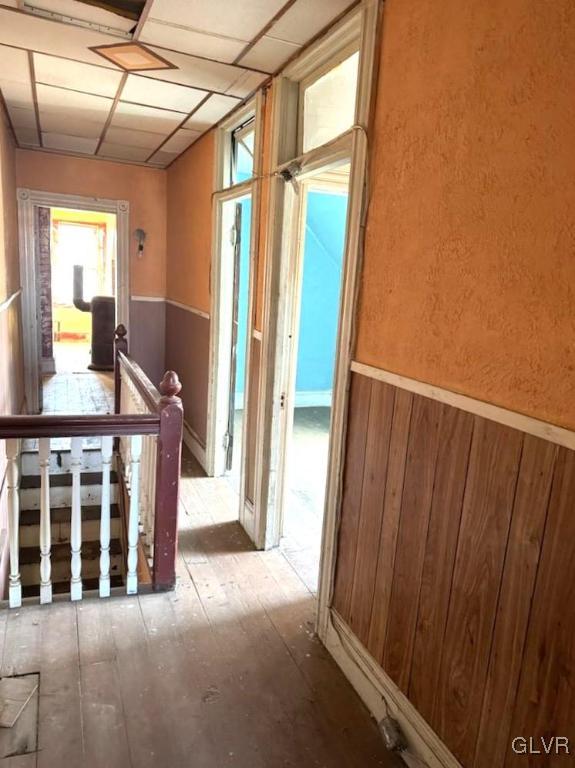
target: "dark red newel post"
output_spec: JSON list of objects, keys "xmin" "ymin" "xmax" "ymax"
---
[
  {"xmin": 114, "ymin": 324, "xmax": 128, "ymax": 414},
  {"xmin": 153, "ymin": 370, "xmax": 183, "ymax": 591}
]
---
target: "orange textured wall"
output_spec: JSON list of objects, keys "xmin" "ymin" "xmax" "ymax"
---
[
  {"xmin": 356, "ymin": 0, "xmax": 575, "ymax": 429},
  {"xmin": 15, "ymin": 150, "xmax": 167, "ymax": 297},
  {"xmin": 166, "ymin": 132, "xmax": 214, "ymax": 313}
]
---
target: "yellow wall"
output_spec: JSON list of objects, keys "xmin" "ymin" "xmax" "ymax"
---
[
  {"xmin": 166, "ymin": 132, "xmax": 214, "ymax": 313},
  {"xmin": 356, "ymin": 0, "xmax": 575, "ymax": 429},
  {"xmin": 16, "ymin": 150, "xmax": 167, "ymax": 297}
]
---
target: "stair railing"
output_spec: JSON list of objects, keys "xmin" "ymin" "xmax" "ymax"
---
[{"xmin": 0, "ymin": 324, "xmax": 183, "ymax": 608}]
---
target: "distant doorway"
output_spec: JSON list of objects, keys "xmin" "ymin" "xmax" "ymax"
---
[
  {"xmin": 278, "ymin": 164, "xmax": 350, "ymax": 592},
  {"xmin": 17, "ymin": 189, "xmax": 129, "ymax": 414},
  {"xmin": 47, "ymin": 208, "xmax": 118, "ymax": 374}
]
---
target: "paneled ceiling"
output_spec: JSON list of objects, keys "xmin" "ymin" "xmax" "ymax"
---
[{"xmin": 0, "ymin": 0, "xmax": 357, "ymax": 168}]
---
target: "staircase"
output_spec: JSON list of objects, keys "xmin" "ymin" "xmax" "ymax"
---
[{"xmin": 18, "ymin": 438, "xmax": 125, "ymax": 598}]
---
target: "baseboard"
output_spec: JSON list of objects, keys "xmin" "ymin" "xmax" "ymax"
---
[
  {"xmin": 294, "ymin": 389, "xmax": 332, "ymax": 407},
  {"xmin": 183, "ymin": 421, "xmax": 207, "ymax": 472},
  {"xmin": 323, "ymin": 610, "xmax": 461, "ymax": 768}
]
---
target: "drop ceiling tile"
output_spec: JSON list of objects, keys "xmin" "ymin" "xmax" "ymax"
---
[
  {"xmin": 7, "ymin": 106, "xmax": 37, "ymax": 129},
  {"xmin": 160, "ymin": 129, "xmax": 201, "ymax": 154},
  {"xmin": 42, "ymin": 132, "xmax": 99, "ymax": 154},
  {"xmin": 113, "ymin": 102, "xmax": 184, "ymax": 134},
  {"xmin": 34, "ymin": 53, "xmax": 123, "ymax": 98},
  {"xmin": 238, "ymin": 36, "xmax": 300, "ymax": 74},
  {"xmin": 0, "ymin": 44, "xmax": 29, "ymax": 83},
  {"xmin": 185, "ymin": 93, "xmax": 240, "ymax": 131},
  {"xmin": 106, "ymin": 125, "xmax": 166, "ymax": 150},
  {"xmin": 121, "ymin": 74, "xmax": 205, "ymax": 112},
  {"xmin": 99, "ymin": 142, "xmax": 150, "ymax": 162},
  {"xmin": 268, "ymin": 0, "xmax": 355, "ymax": 45},
  {"xmin": 225, "ymin": 70, "xmax": 268, "ymax": 98},
  {"xmin": 0, "ymin": 9, "xmax": 124, "ymax": 68},
  {"xmin": 37, "ymin": 84, "xmax": 113, "ymax": 122},
  {"xmin": 140, "ymin": 21, "xmax": 247, "ymax": 64},
  {"xmin": 0, "ymin": 81, "xmax": 34, "ymax": 111},
  {"xmin": 146, "ymin": 47, "xmax": 256, "ymax": 93},
  {"xmin": 148, "ymin": 149, "xmax": 179, "ymax": 167},
  {"xmin": 40, "ymin": 112, "xmax": 105, "ymax": 138},
  {"xmin": 14, "ymin": 126, "xmax": 40, "ymax": 147},
  {"xmin": 148, "ymin": 0, "xmax": 287, "ymax": 42}
]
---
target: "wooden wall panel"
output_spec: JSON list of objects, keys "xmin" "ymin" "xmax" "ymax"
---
[
  {"xmin": 382, "ymin": 396, "xmax": 444, "ymax": 691},
  {"xmin": 434, "ymin": 419, "xmax": 523, "ymax": 765},
  {"xmin": 505, "ymin": 446, "xmax": 575, "ymax": 768},
  {"xmin": 348, "ymin": 381, "xmax": 395, "ymax": 640},
  {"xmin": 332, "ymin": 371, "xmax": 575, "ymax": 768},
  {"xmin": 366, "ymin": 388, "xmax": 413, "ymax": 661},
  {"xmin": 408, "ymin": 407, "xmax": 474, "ymax": 722},
  {"xmin": 332, "ymin": 373, "xmax": 372, "ymax": 617}
]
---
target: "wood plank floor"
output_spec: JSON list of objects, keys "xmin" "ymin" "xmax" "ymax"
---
[{"xmin": 0, "ymin": 449, "xmax": 399, "ymax": 768}]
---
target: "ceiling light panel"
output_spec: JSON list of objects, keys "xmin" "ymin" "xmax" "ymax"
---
[
  {"xmin": 148, "ymin": 0, "xmax": 287, "ymax": 42},
  {"xmin": 34, "ymin": 53, "xmax": 123, "ymax": 98},
  {"xmin": 113, "ymin": 102, "xmax": 184, "ymax": 134},
  {"xmin": 0, "ymin": 8, "xmax": 123, "ymax": 68},
  {"xmin": 185, "ymin": 93, "xmax": 240, "ymax": 131},
  {"xmin": 139, "ymin": 21, "xmax": 247, "ymax": 64},
  {"xmin": 91, "ymin": 42, "xmax": 176, "ymax": 71},
  {"xmin": 99, "ymin": 142, "xmax": 151, "ymax": 162},
  {"xmin": 121, "ymin": 74, "xmax": 205, "ymax": 112},
  {"xmin": 268, "ymin": 0, "xmax": 355, "ymax": 45},
  {"xmin": 238, "ymin": 36, "xmax": 300, "ymax": 73},
  {"xmin": 42, "ymin": 132, "xmax": 99, "ymax": 154}
]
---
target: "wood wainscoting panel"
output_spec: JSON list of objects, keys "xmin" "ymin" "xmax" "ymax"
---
[{"xmin": 332, "ymin": 370, "xmax": 575, "ymax": 768}]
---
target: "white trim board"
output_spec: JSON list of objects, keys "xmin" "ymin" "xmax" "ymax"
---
[
  {"xmin": 166, "ymin": 298, "xmax": 210, "ymax": 320},
  {"xmin": 131, "ymin": 295, "xmax": 166, "ymax": 303},
  {"xmin": 183, "ymin": 420, "xmax": 207, "ymax": 472},
  {"xmin": 351, "ymin": 360, "xmax": 575, "ymax": 452},
  {"xmin": 0, "ymin": 288, "xmax": 22, "ymax": 315},
  {"xmin": 324, "ymin": 611, "xmax": 461, "ymax": 768}
]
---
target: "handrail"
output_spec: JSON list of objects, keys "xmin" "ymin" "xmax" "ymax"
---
[
  {"xmin": 0, "ymin": 414, "xmax": 160, "ymax": 440},
  {"xmin": 117, "ymin": 351, "xmax": 161, "ymax": 414}
]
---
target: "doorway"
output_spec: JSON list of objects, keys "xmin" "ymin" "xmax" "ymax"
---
[
  {"xmin": 211, "ymin": 192, "xmax": 253, "ymax": 497},
  {"xmin": 279, "ymin": 164, "xmax": 350, "ymax": 592},
  {"xmin": 47, "ymin": 208, "xmax": 118, "ymax": 375}
]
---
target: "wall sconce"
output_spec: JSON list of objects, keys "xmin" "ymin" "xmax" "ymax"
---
[{"xmin": 134, "ymin": 228, "xmax": 146, "ymax": 258}]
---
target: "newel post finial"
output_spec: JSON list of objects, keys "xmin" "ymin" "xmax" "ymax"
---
[{"xmin": 159, "ymin": 370, "xmax": 182, "ymax": 402}]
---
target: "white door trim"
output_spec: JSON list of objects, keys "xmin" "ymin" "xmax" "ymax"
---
[{"xmin": 17, "ymin": 188, "xmax": 130, "ymax": 414}]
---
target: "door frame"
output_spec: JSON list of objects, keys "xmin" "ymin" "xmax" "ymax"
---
[
  {"xmin": 17, "ymin": 188, "xmax": 129, "ymax": 414},
  {"xmin": 273, "ymin": 163, "xmax": 352, "ymax": 554},
  {"xmin": 252, "ymin": 0, "xmax": 382, "ymax": 641}
]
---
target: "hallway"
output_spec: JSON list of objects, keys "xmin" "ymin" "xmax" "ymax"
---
[{"xmin": 0, "ymin": 447, "xmax": 399, "ymax": 768}]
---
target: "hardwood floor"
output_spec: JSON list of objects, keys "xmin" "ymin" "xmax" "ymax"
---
[{"xmin": 0, "ymin": 449, "xmax": 399, "ymax": 768}]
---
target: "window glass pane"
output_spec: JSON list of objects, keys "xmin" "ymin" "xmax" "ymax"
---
[
  {"xmin": 231, "ymin": 123, "xmax": 255, "ymax": 184},
  {"xmin": 302, "ymin": 51, "xmax": 359, "ymax": 153}
]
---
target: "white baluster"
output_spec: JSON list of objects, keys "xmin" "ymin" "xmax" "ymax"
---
[
  {"xmin": 126, "ymin": 434, "xmax": 142, "ymax": 595},
  {"xmin": 7, "ymin": 439, "xmax": 21, "ymax": 609},
  {"xmin": 99, "ymin": 436, "xmax": 113, "ymax": 598},
  {"xmin": 38, "ymin": 437, "xmax": 52, "ymax": 604},
  {"xmin": 70, "ymin": 437, "xmax": 83, "ymax": 601}
]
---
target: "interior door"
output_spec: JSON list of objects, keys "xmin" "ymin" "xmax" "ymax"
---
[{"xmin": 225, "ymin": 202, "xmax": 243, "ymax": 471}]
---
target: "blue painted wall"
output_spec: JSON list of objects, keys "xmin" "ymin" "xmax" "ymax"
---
[
  {"xmin": 235, "ymin": 197, "xmax": 251, "ymax": 399},
  {"xmin": 295, "ymin": 190, "xmax": 348, "ymax": 401}
]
